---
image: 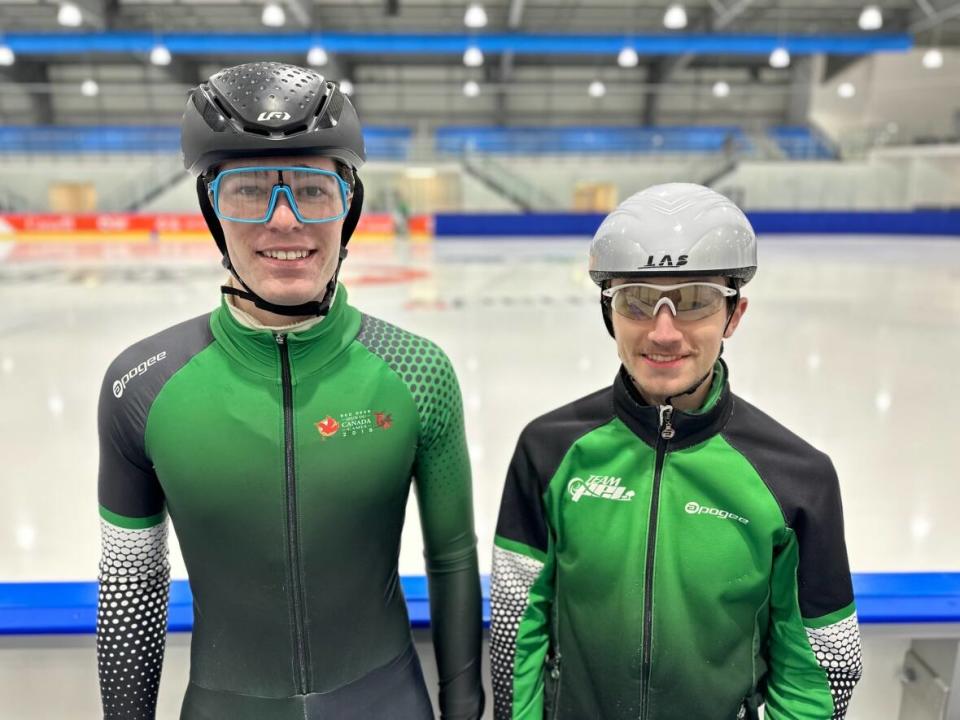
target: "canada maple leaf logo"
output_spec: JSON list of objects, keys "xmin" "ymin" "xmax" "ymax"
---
[
  {"xmin": 374, "ymin": 412, "xmax": 393, "ymax": 430},
  {"xmin": 316, "ymin": 416, "xmax": 340, "ymax": 438}
]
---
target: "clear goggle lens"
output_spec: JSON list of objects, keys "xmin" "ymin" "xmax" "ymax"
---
[
  {"xmin": 602, "ymin": 282, "xmax": 737, "ymax": 322},
  {"xmin": 211, "ymin": 167, "xmax": 349, "ymax": 223}
]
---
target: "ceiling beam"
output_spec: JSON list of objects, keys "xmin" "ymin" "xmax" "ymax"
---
[
  {"xmin": 910, "ymin": 1, "xmax": 960, "ymax": 32},
  {"xmin": 496, "ymin": 0, "xmax": 526, "ymax": 125},
  {"xmin": 282, "ymin": 0, "xmax": 312, "ymax": 28}
]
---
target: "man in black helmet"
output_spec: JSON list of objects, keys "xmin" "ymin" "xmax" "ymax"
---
[{"xmin": 96, "ymin": 62, "xmax": 484, "ymax": 720}]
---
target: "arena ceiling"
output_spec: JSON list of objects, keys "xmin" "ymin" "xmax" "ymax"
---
[{"xmin": 0, "ymin": 0, "xmax": 956, "ymax": 126}]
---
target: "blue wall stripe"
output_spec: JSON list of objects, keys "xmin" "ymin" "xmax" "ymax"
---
[
  {"xmin": 0, "ymin": 573, "xmax": 955, "ymax": 634},
  {"xmin": 3, "ymin": 32, "xmax": 912, "ymax": 56},
  {"xmin": 434, "ymin": 211, "xmax": 960, "ymax": 237}
]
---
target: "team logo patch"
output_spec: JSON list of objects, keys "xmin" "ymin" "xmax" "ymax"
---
[
  {"xmin": 315, "ymin": 410, "xmax": 394, "ymax": 440},
  {"xmin": 568, "ymin": 475, "xmax": 635, "ymax": 503}
]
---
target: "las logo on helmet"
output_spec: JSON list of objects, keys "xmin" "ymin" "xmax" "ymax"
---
[{"xmin": 641, "ymin": 254, "xmax": 689, "ymax": 268}]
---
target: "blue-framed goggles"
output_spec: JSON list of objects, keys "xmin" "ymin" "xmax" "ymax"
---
[{"xmin": 208, "ymin": 166, "xmax": 350, "ymax": 224}]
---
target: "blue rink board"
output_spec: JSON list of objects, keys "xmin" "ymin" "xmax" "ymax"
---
[
  {"xmin": 0, "ymin": 573, "xmax": 957, "ymax": 635},
  {"xmin": 433, "ymin": 210, "xmax": 960, "ymax": 237}
]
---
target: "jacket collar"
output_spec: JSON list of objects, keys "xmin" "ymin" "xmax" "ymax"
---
[
  {"xmin": 210, "ymin": 282, "xmax": 361, "ymax": 380},
  {"xmin": 612, "ymin": 358, "xmax": 734, "ymax": 450}
]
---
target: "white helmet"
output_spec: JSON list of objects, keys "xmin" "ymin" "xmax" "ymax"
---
[{"xmin": 589, "ymin": 182, "xmax": 756, "ymax": 286}]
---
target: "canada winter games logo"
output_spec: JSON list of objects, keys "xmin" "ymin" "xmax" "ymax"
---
[{"xmin": 315, "ymin": 410, "xmax": 393, "ymax": 439}]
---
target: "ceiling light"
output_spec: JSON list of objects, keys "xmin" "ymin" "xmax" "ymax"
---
[
  {"xmin": 712, "ymin": 80, "xmax": 731, "ymax": 98},
  {"xmin": 0, "ymin": 45, "xmax": 14, "ymax": 67},
  {"xmin": 80, "ymin": 79, "xmax": 99, "ymax": 97},
  {"xmin": 338, "ymin": 79, "xmax": 353, "ymax": 96},
  {"xmin": 618, "ymin": 47, "xmax": 639, "ymax": 68},
  {"xmin": 838, "ymin": 82, "xmax": 856, "ymax": 99},
  {"xmin": 149, "ymin": 44, "xmax": 171, "ymax": 66},
  {"xmin": 769, "ymin": 47, "xmax": 791, "ymax": 69},
  {"xmin": 463, "ymin": 80, "xmax": 480, "ymax": 97},
  {"xmin": 663, "ymin": 4, "xmax": 688, "ymax": 30},
  {"xmin": 922, "ymin": 48, "xmax": 944, "ymax": 70},
  {"xmin": 463, "ymin": 46, "xmax": 484, "ymax": 67},
  {"xmin": 464, "ymin": 3, "xmax": 488, "ymax": 28},
  {"xmin": 57, "ymin": 2, "xmax": 83, "ymax": 27},
  {"xmin": 858, "ymin": 5, "xmax": 883, "ymax": 31},
  {"xmin": 261, "ymin": 2, "xmax": 286, "ymax": 27},
  {"xmin": 588, "ymin": 80, "xmax": 606, "ymax": 98},
  {"xmin": 307, "ymin": 46, "xmax": 328, "ymax": 66}
]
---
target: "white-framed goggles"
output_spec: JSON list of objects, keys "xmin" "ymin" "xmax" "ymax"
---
[{"xmin": 602, "ymin": 282, "xmax": 738, "ymax": 322}]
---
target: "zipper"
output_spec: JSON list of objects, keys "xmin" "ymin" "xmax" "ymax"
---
[
  {"xmin": 640, "ymin": 405, "xmax": 674, "ymax": 719},
  {"xmin": 277, "ymin": 333, "xmax": 309, "ymax": 692},
  {"xmin": 546, "ymin": 568, "xmax": 563, "ymax": 718}
]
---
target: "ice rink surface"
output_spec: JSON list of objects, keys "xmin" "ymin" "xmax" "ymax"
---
[{"xmin": 1, "ymin": 234, "xmax": 958, "ymax": 718}]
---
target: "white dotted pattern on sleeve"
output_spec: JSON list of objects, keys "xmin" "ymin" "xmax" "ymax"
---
[
  {"xmin": 490, "ymin": 545, "xmax": 545, "ymax": 720},
  {"xmin": 805, "ymin": 612, "xmax": 863, "ymax": 719},
  {"xmin": 97, "ymin": 518, "xmax": 171, "ymax": 720}
]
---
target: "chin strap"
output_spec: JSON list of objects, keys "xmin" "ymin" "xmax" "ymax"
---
[{"xmin": 197, "ymin": 173, "xmax": 365, "ymax": 318}]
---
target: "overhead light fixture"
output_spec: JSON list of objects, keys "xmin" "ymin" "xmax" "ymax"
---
[
  {"xmin": 57, "ymin": 2, "xmax": 83, "ymax": 27},
  {"xmin": 261, "ymin": 2, "xmax": 286, "ymax": 27},
  {"xmin": 858, "ymin": 5, "xmax": 883, "ymax": 31},
  {"xmin": 837, "ymin": 82, "xmax": 856, "ymax": 99},
  {"xmin": 922, "ymin": 48, "xmax": 944, "ymax": 69},
  {"xmin": 712, "ymin": 80, "xmax": 731, "ymax": 98},
  {"xmin": 588, "ymin": 80, "xmax": 606, "ymax": 98},
  {"xmin": 338, "ymin": 79, "xmax": 354, "ymax": 96},
  {"xmin": 307, "ymin": 46, "xmax": 328, "ymax": 66},
  {"xmin": 0, "ymin": 45, "xmax": 15, "ymax": 67},
  {"xmin": 464, "ymin": 3, "xmax": 488, "ymax": 29},
  {"xmin": 663, "ymin": 4, "xmax": 688, "ymax": 30},
  {"xmin": 463, "ymin": 46, "xmax": 484, "ymax": 67},
  {"xmin": 80, "ymin": 79, "xmax": 99, "ymax": 97},
  {"xmin": 463, "ymin": 80, "xmax": 480, "ymax": 97},
  {"xmin": 769, "ymin": 47, "xmax": 791, "ymax": 69},
  {"xmin": 149, "ymin": 44, "xmax": 171, "ymax": 66},
  {"xmin": 618, "ymin": 47, "xmax": 639, "ymax": 68}
]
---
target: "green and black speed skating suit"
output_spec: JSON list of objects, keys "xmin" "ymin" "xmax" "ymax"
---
[
  {"xmin": 96, "ymin": 285, "xmax": 483, "ymax": 720},
  {"xmin": 491, "ymin": 361, "xmax": 862, "ymax": 720}
]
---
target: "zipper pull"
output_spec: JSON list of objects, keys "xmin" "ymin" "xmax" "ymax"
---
[
  {"xmin": 547, "ymin": 651, "xmax": 562, "ymax": 679},
  {"xmin": 658, "ymin": 405, "xmax": 675, "ymax": 440},
  {"xmin": 276, "ymin": 333, "xmax": 286, "ymax": 345}
]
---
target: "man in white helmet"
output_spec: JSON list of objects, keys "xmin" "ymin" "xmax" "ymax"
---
[{"xmin": 490, "ymin": 184, "xmax": 862, "ymax": 720}]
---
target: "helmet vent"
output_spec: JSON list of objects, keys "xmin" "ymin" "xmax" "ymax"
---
[
  {"xmin": 241, "ymin": 125, "xmax": 271, "ymax": 137},
  {"xmin": 316, "ymin": 90, "xmax": 343, "ymax": 129}
]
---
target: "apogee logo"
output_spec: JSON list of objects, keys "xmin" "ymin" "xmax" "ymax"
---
[
  {"xmin": 257, "ymin": 111, "xmax": 292, "ymax": 122},
  {"xmin": 568, "ymin": 475, "xmax": 635, "ymax": 503},
  {"xmin": 112, "ymin": 351, "xmax": 167, "ymax": 398},
  {"xmin": 684, "ymin": 501, "xmax": 750, "ymax": 525}
]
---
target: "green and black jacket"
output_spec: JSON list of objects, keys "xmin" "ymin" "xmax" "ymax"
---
[
  {"xmin": 491, "ymin": 361, "xmax": 862, "ymax": 720},
  {"xmin": 96, "ymin": 285, "xmax": 484, "ymax": 720}
]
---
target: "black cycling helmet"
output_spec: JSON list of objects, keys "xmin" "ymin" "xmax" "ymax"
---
[{"xmin": 181, "ymin": 61, "xmax": 367, "ymax": 318}]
